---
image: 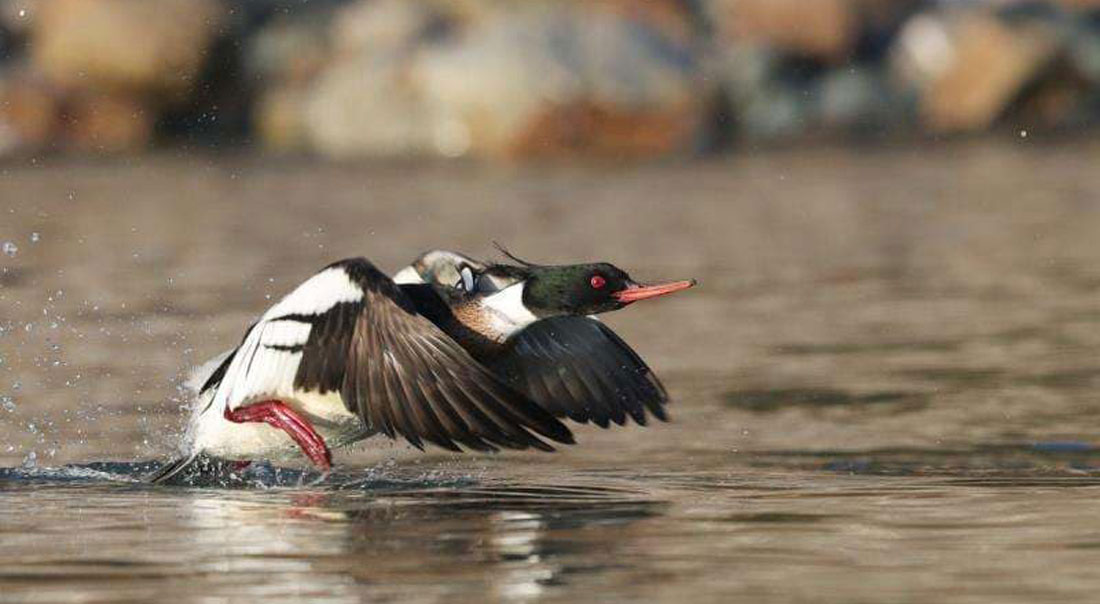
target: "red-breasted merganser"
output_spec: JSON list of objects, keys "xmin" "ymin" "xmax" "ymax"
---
[{"xmin": 151, "ymin": 248, "xmax": 695, "ymax": 483}]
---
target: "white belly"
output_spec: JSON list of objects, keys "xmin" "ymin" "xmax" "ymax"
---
[{"xmin": 189, "ymin": 390, "xmax": 369, "ymax": 461}]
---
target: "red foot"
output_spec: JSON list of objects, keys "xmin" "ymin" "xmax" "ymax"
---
[{"xmin": 224, "ymin": 400, "xmax": 333, "ymax": 471}]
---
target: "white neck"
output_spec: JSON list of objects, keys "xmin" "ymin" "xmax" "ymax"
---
[{"xmin": 480, "ymin": 283, "xmax": 539, "ymax": 338}]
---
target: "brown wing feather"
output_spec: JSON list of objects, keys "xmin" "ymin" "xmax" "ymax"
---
[
  {"xmin": 482, "ymin": 316, "xmax": 670, "ymax": 427},
  {"xmin": 333, "ymin": 258, "xmax": 574, "ymax": 452}
]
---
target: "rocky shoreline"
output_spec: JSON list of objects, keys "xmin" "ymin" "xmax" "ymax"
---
[{"xmin": 1, "ymin": 0, "xmax": 1098, "ymax": 160}]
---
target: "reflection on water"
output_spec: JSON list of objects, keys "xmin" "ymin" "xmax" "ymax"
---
[
  {"xmin": 0, "ymin": 465, "xmax": 662, "ymax": 603},
  {"xmin": 5, "ymin": 462, "xmax": 1100, "ymax": 603},
  {"xmin": 5, "ymin": 143, "xmax": 1100, "ymax": 601}
]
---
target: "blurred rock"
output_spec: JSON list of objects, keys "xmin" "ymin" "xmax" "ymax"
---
[
  {"xmin": 736, "ymin": 83, "xmax": 810, "ymax": 140},
  {"xmin": 250, "ymin": 0, "xmax": 450, "ymax": 154},
  {"xmin": 704, "ymin": 0, "xmax": 859, "ymax": 62},
  {"xmin": 31, "ymin": 0, "xmax": 224, "ymax": 103},
  {"xmin": 63, "ymin": 92, "xmax": 153, "ymax": 152},
  {"xmin": 413, "ymin": 3, "xmax": 707, "ymax": 158},
  {"xmin": 254, "ymin": 86, "xmax": 311, "ymax": 153},
  {"xmin": 305, "ymin": 50, "xmax": 438, "ymax": 157},
  {"xmin": 0, "ymin": 1, "xmax": 39, "ymax": 37},
  {"xmin": 1066, "ymin": 21, "xmax": 1100, "ymax": 85},
  {"xmin": 296, "ymin": 0, "xmax": 445, "ymax": 157},
  {"xmin": 593, "ymin": 0, "xmax": 701, "ymax": 45},
  {"xmin": 0, "ymin": 66, "xmax": 153, "ymax": 155},
  {"xmin": 300, "ymin": 1, "xmax": 707, "ymax": 159},
  {"xmin": 892, "ymin": 10, "xmax": 1062, "ymax": 132},
  {"xmin": 0, "ymin": 69, "xmax": 61, "ymax": 153},
  {"xmin": 817, "ymin": 66, "xmax": 905, "ymax": 132},
  {"xmin": 245, "ymin": 7, "xmax": 341, "ymax": 152},
  {"xmin": 1050, "ymin": 0, "xmax": 1100, "ymax": 11},
  {"xmin": 333, "ymin": 0, "xmax": 446, "ymax": 56},
  {"xmin": 246, "ymin": 11, "xmax": 336, "ymax": 88},
  {"xmin": 4, "ymin": 0, "xmax": 1100, "ymax": 156}
]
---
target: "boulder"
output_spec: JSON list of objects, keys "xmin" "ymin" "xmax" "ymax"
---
[
  {"xmin": 0, "ymin": 69, "xmax": 62, "ymax": 154},
  {"xmin": 252, "ymin": 0, "xmax": 450, "ymax": 155},
  {"xmin": 0, "ymin": 1, "xmax": 38, "ymax": 37},
  {"xmin": 891, "ymin": 9, "xmax": 1062, "ymax": 133},
  {"xmin": 304, "ymin": 50, "xmax": 439, "ymax": 157},
  {"xmin": 333, "ymin": 0, "xmax": 445, "ymax": 57},
  {"xmin": 413, "ymin": 3, "xmax": 707, "ymax": 158},
  {"xmin": 704, "ymin": 0, "xmax": 859, "ymax": 63},
  {"xmin": 0, "ymin": 65, "xmax": 154, "ymax": 155},
  {"xmin": 31, "ymin": 0, "xmax": 224, "ymax": 103},
  {"xmin": 1050, "ymin": 0, "xmax": 1100, "ymax": 11},
  {"xmin": 63, "ymin": 91, "xmax": 153, "ymax": 152},
  {"xmin": 816, "ymin": 66, "xmax": 904, "ymax": 132},
  {"xmin": 254, "ymin": 86, "xmax": 312, "ymax": 153},
  {"xmin": 733, "ymin": 82, "xmax": 809, "ymax": 141},
  {"xmin": 246, "ymin": 11, "xmax": 336, "ymax": 89},
  {"xmin": 245, "ymin": 7, "xmax": 341, "ymax": 153},
  {"xmin": 300, "ymin": 1, "xmax": 707, "ymax": 159}
]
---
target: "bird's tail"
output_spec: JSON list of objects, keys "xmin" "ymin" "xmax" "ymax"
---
[
  {"xmin": 151, "ymin": 354, "xmax": 229, "ymax": 485},
  {"xmin": 147, "ymin": 454, "xmax": 201, "ymax": 484}
]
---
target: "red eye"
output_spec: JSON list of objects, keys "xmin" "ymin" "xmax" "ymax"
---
[{"xmin": 590, "ymin": 275, "xmax": 606, "ymax": 289}]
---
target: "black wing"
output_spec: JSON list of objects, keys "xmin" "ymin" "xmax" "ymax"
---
[
  {"xmin": 482, "ymin": 317, "xmax": 670, "ymax": 428},
  {"xmin": 294, "ymin": 258, "xmax": 574, "ymax": 452}
]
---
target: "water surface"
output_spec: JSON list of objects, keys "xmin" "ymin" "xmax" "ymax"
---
[{"xmin": 3, "ymin": 141, "xmax": 1100, "ymax": 602}]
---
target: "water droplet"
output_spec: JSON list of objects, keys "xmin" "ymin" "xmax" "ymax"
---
[
  {"xmin": 1, "ymin": 241, "xmax": 17, "ymax": 257},
  {"xmin": 1, "ymin": 396, "xmax": 15, "ymax": 412},
  {"xmin": 30, "ymin": 232, "xmax": 40, "ymax": 243}
]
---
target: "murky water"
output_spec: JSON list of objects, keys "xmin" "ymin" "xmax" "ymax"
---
[{"xmin": 3, "ymin": 140, "xmax": 1100, "ymax": 602}]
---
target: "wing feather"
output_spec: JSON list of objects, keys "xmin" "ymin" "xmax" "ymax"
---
[
  {"xmin": 202, "ymin": 257, "xmax": 573, "ymax": 455},
  {"xmin": 482, "ymin": 316, "xmax": 670, "ymax": 428},
  {"xmin": 335, "ymin": 258, "xmax": 573, "ymax": 451}
]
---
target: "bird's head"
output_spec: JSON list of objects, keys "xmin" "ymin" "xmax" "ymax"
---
[
  {"xmin": 518, "ymin": 262, "xmax": 695, "ymax": 316},
  {"xmin": 404, "ymin": 246, "xmax": 694, "ymax": 317}
]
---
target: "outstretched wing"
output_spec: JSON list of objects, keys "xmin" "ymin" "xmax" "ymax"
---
[
  {"xmin": 482, "ymin": 317, "xmax": 670, "ymax": 428},
  {"xmin": 205, "ymin": 257, "xmax": 573, "ymax": 453}
]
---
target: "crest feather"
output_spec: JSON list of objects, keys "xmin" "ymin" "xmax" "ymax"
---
[{"xmin": 492, "ymin": 241, "xmax": 541, "ymax": 268}]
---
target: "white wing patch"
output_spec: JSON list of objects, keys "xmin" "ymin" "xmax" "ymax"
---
[
  {"xmin": 185, "ymin": 264, "xmax": 372, "ymax": 459},
  {"xmin": 216, "ymin": 325, "xmax": 298, "ymax": 410},
  {"xmin": 259, "ymin": 320, "xmax": 312, "ymax": 348},
  {"xmin": 183, "ymin": 349, "xmax": 234, "ymax": 394},
  {"xmin": 263, "ymin": 267, "xmax": 362, "ymax": 319},
  {"xmin": 209, "ymin": 266, "xmax": 364, "ymax": 412},
  {"xmin": 392, "ymin": 265, "xmax": 424, "ymax": 284}
]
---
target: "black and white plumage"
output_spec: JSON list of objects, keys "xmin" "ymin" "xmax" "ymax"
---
[
  {"xmin": 397, "ymin": 251, "xmax": 671, "ymax": 428},
  {"xmin": 483, "ymin": 317, "xmax": 668, "ymax": 428},
  {"xmin": 154, "ymin": 250, "xmax": 693, "ymax": 483}
]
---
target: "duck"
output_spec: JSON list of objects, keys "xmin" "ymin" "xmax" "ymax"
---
[{"xmin": 150, "ymin": 248, "xmax": 695, "ymax": 483}]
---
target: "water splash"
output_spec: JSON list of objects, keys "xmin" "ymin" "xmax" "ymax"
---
[{"xmin": 0, "ymin": 459, "xmax": 484, "ymax": 492}]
